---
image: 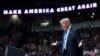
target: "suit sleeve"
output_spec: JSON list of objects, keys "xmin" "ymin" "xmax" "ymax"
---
[
  {"xmin": 69, "ymin": 30, "xmax": 82, "ymax": 56},
  {"xmin": 69, "ymin": 36, "xmax": 78, "ymax": 56},
  {"xmin": 57, "ymin": 40, "xmax": 63, "ymax": 49},
  {"xmin": 75, "ymin": 30, "xmax": 82, "ymax": 46}
]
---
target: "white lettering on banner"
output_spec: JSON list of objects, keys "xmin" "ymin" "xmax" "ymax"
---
[
  {"xmin": 46, "ymin": 8, "xmax": 49, "ymax": 13},
  {"xmin": 61, "ymin": 7, "xmax": 65, "ymax": 12},
  {"xmin": 86, "ymin": 4, "xmax": 90, "ymax": 8},
  {"xmin": 57, "ymin": 5, "xmax": 76, "ymax": 12},
  {"xmin": 9, "ymin": 10, "xmax": 13, "ymax": 14},
  {"xmin": 24, "ymin": 8, "xmax": 54, "ymax": 14},
  {"xmin": 42, "ymin": 9, "xmax": 46, "ymax": 13},
  {"xmin": 34, "ymin": 9, "xmax": 38, "ymax": 13},
  {"xmin": 93, "ymin": 3, "xmax": 97, "ymax": 8},
  {"xmin": 57, "ymin": 8, "xmax": 60, "ymax": 12},
  {"xmin": 3, "ymin": 9, "xmax": 22, "ymax": 15},
  {"xmin": 77, "ymin": 3, "xmax": 97, "ymax": 10},
  {"xmin": 68, "ymin": 6, "xmax": 73, "ymax": 11},
  {"xmin": 39, "ymin": 9, "xmax": 42, "ymax": 13},
  {"xmin": 24, "ymin": 9, "xmax": 29, "ymax": 14},
  {"xmin": 50, "ymin": 8, "xmax": 54, "ymax": 13},
  {"xmin": 77, "ymin": 5, "xmax": 81, "ymax": 10},
  {"xmin": 17, "ymin": 10, "xmax": 22, "ymax": 14},
  {"xmin": 13, "ymin": 10, "xmax": 17, "ymax": 14},
  {"xmin": 29, "ymin": 9, "xmax": 34, "ymax": 14},
  {"xmin": 82, "ymin": 4, "xmax": 85, "ymax": 9},
  {"xmin": 65, "ymin": 7, "xmax": 68, "ymax": 11},
  {"xmin": 3, "ymin": 2, "xmax": 97, "ymax": 15},
  {"xmin": 72, "ymin": 6, "xmax": 75, "ymax": 10},
  {"xmin": 90, "ymin": 3, "xmax": 93, "ymax": 7},
  {"xmin": 3, "ymin": 10, "xmax": 8, "ymax": 14}
]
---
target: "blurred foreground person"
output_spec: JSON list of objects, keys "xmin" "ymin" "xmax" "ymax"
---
[{"xmin": 94, "ymin": 34, "xmax": 100, "ymax": 56}]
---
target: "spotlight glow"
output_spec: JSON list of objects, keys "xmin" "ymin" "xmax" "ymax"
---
[
  {"xmin": 92, "ymin": 12, "xmax": 95, "ymax": 15},
  {"xmin": 11, "ymin": 15, "xmax": 18, "ymax": 19}
]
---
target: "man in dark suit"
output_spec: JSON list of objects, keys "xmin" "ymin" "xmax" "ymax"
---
[{"xmin": 59, "ymin": 18, "xmax": 83, "ymax": 56}]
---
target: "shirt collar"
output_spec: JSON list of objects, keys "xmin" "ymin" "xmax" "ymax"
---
[{"xmin": 64, "ymin": 25, "xmax": 71, "ymax": 32}]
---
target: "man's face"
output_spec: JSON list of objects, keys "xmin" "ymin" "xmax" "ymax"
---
[{"xmin": 60, "ymin": 21, "xmax": 69, "ymax": 30}]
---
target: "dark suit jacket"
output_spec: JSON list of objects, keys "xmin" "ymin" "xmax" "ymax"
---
[{"xmin": 61, "ymin": 26, "xmax": 83, "ymax": 56}]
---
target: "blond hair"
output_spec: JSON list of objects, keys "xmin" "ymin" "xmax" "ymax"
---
[{"xmin": 60, "ymin": 18, "xmax": 70, "ymax": 24}]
